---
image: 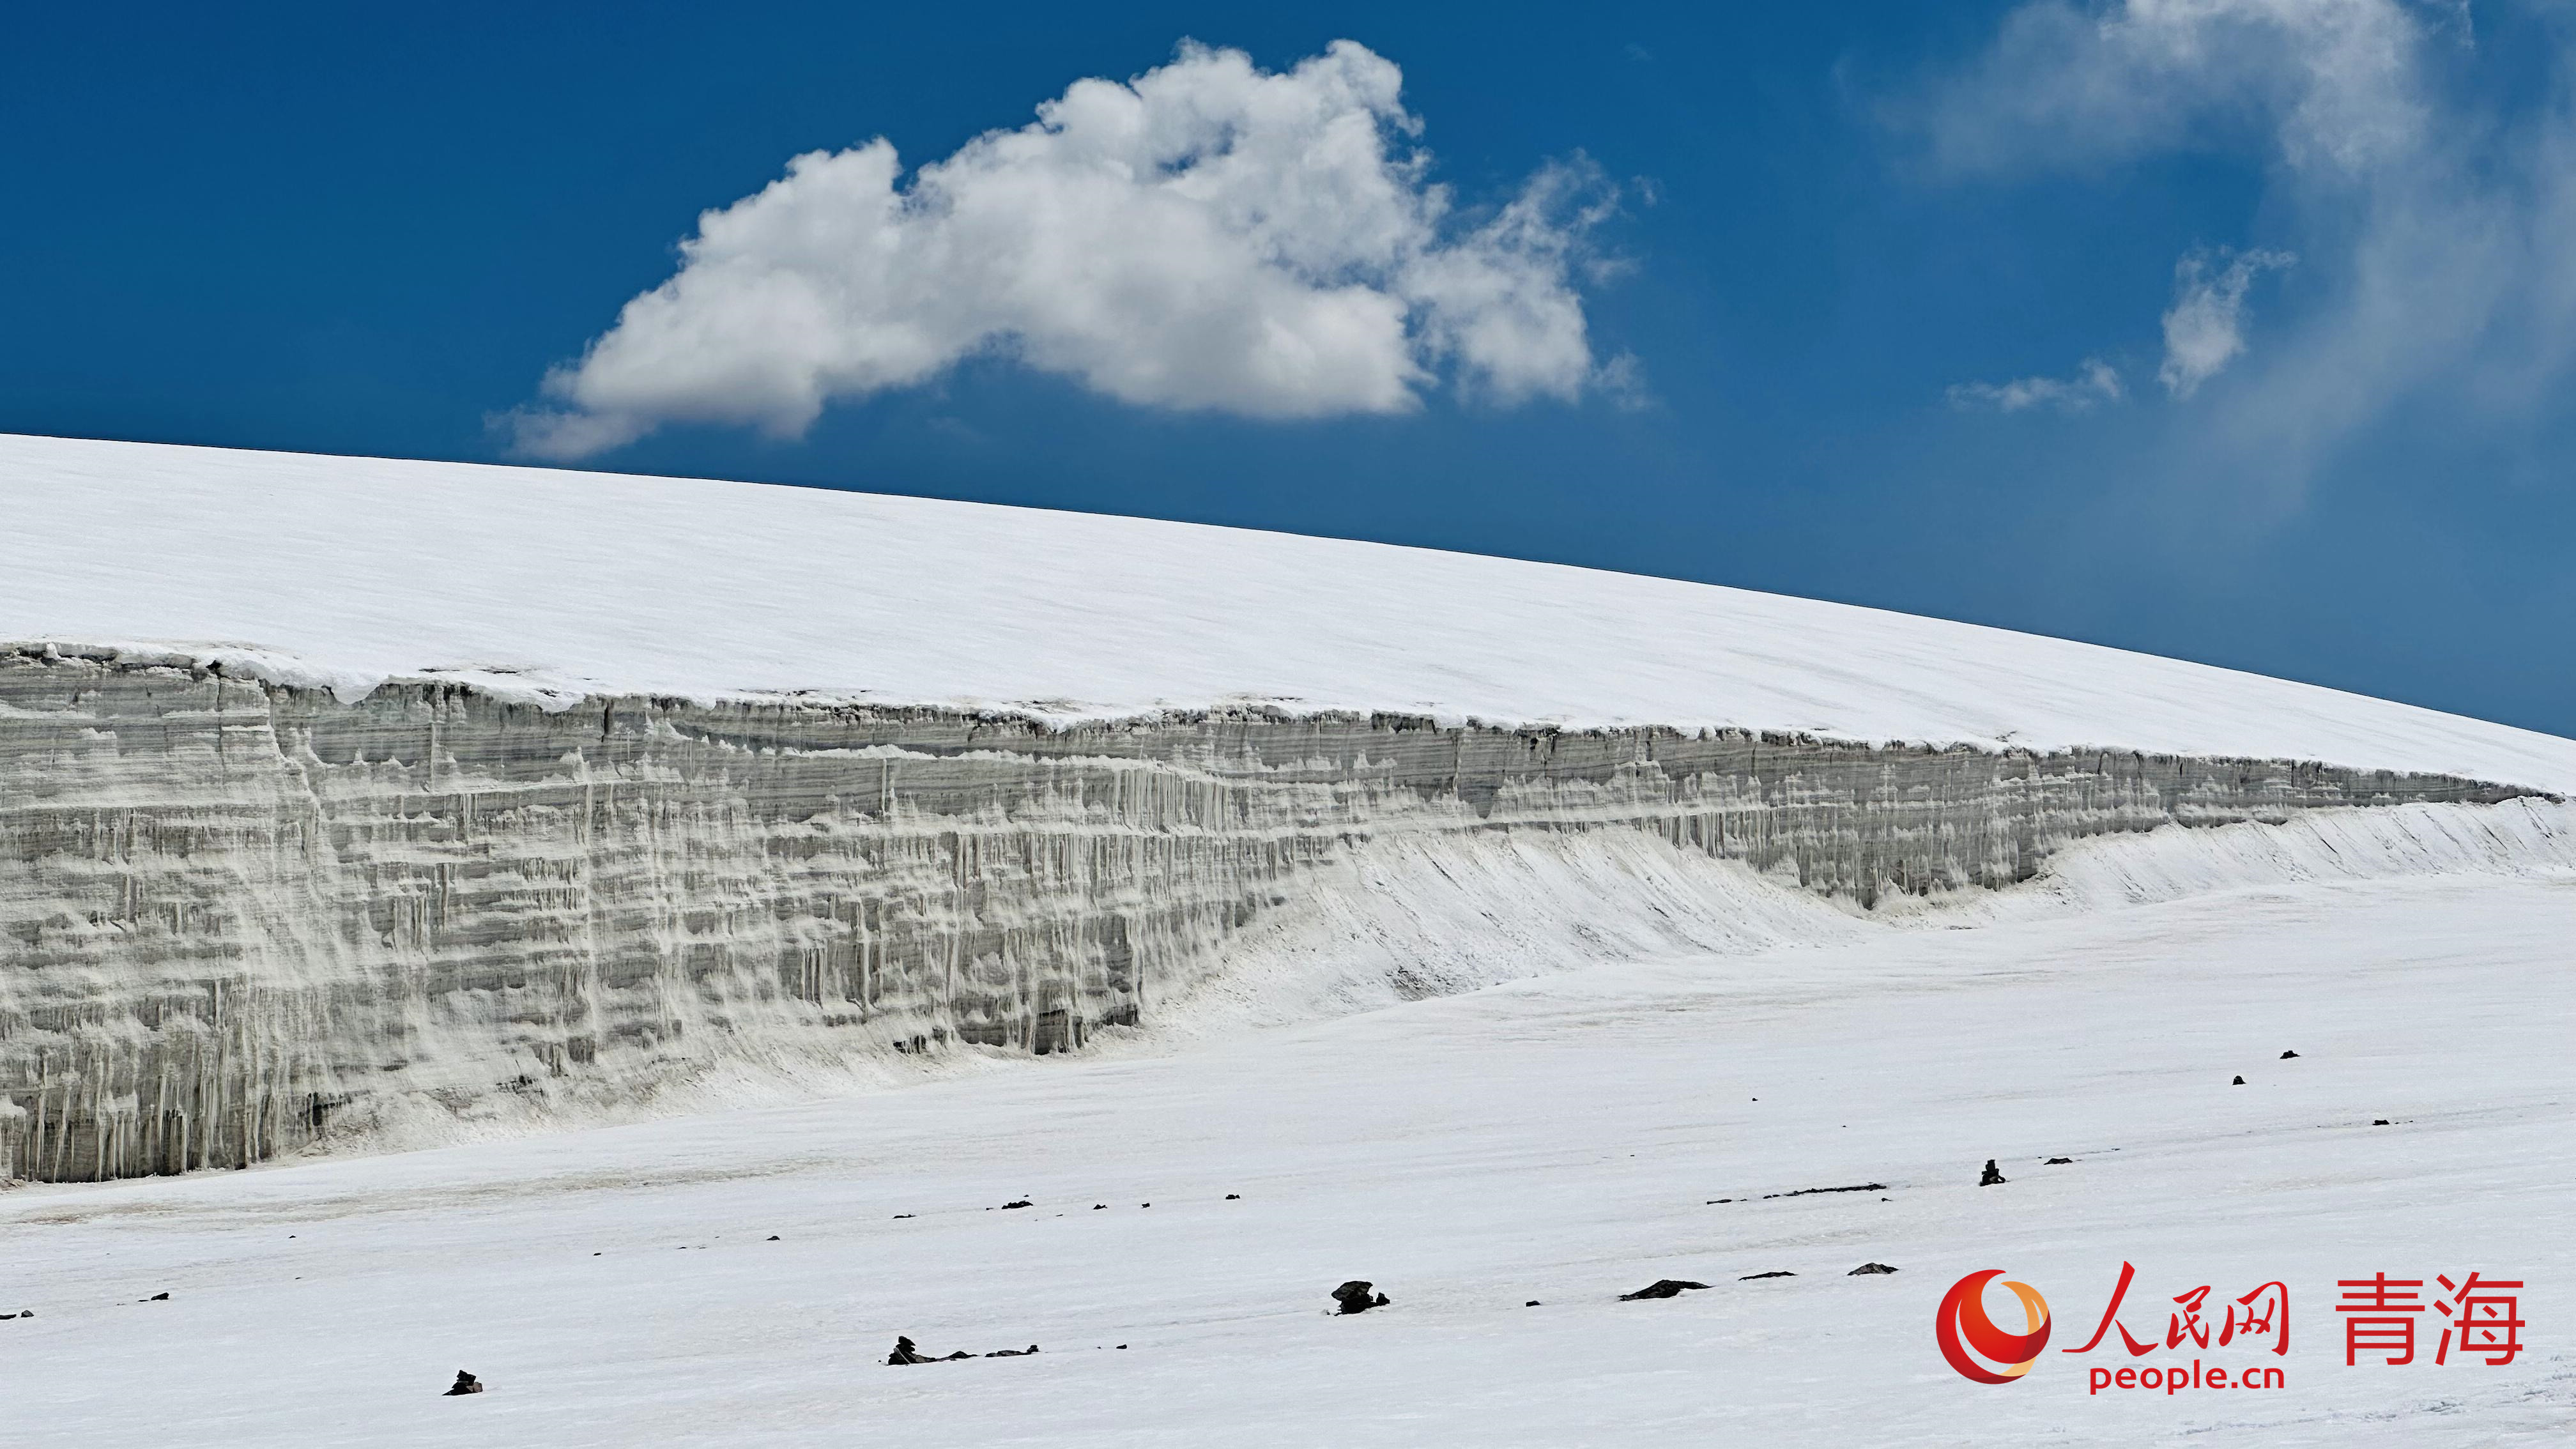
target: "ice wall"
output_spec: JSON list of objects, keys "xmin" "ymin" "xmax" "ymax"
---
[{"xmin": 0, "ymin": 646, "xmax": 2542, "ymax": 1181}]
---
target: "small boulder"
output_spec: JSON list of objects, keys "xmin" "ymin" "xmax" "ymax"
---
[
  {"xmin": 1848, "ymin": 1263, "xmax": 1899, "ymax": 1276},
  {"xmin": 1619, "ymin": 1280, "xmax": 1710, "ymax": 1301},
  {"xmin": 443, "ymin": 1370, "xmax": 484, "ymax": 1397},
  {"xmin": 1225, "ymin": 1193, "xmax": 1241, "ymax": 1200},
  {"xmin": 2044, "ymin": 1156, "xmax": 2074, "ymax": 1165},
  {"xmin": 2373, "ymin": 1118, "xmax": 2391, "ymax": 1126},
  {"xmin": 766, "ymin": 1235, "xmax": 780, "ymax": 1241},
  {"xmin": 1739, "ymin": 1271, "xmax": 1795, "ymax": 1281},
  {"xmin": 1332, "ymin": 1280, "xmax": 1391, "ymax": 1314},
  {"xmin": 985, "ymin": 1344, "xmax": 1041, "ymax": 1358},
  {"xmin": 1979, "ymin": 1160, "xmax": 2006, "ymax": 1187},
  {"xmin": 1525, "ymin": 1300, "xmax": 1542, "ymax": 1307},
  {"xmin": 2280, "ymin": 1050, "xmax": 2300, "ymax": 1059},
  {"xmin": 144, "ymin": 1292, "xmax": 170, "ymax": 1302},
  {"xmin": 1000, "ymin": 1199, "xmax": 1032, "ymax": 1210}
]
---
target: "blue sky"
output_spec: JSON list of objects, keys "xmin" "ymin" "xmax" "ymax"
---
[{"xmin": 5, "ymin": 2, "xmax": 2572, "ymax": 737}]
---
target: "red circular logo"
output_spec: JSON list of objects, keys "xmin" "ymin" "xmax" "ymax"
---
[{"xmin": 1936, "ymin": 1269, "xmax": 2053, "ymax": 1383}]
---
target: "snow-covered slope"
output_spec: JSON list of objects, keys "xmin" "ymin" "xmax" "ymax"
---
[{"xmin": 4, "ymin": 431, "xmax": 2572, "ymax": 791}]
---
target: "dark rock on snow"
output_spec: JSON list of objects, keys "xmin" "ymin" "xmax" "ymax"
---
[
  {"xmin": 1849, "ymin": 1263, "xmax": 1899, "ymax": 1276},
  {"xmin": 893, "ymin": 1333, "xmax": 1041, "ymax": 1364},
  {"xmin": 1765, "ymin": 1183, "xmax": 1887, "ymax": 1199},
  {"xmin": 2233, "ymin": 1076, "xmax": 2246, "ymax": 1085},
  {"xmin": 1740, "ymin": 1271, "xmax": 1795, "ymax": 1280},
  {"xmin": 1620, "ymin": 1280, "xmax": 1711, "ymax": 1301},
  {"xmin": 1979, "ymin": 1160, "xmax": 2007, "ymax": 1186},
  {"xmin": 2281, "ymin": 1050, "xmax": 2300, "ymax": 1059},
  {"xmin": 443, "ymin": 1371, "xmax": 484, "ymax": 1397},
  {"xmin": 1333, "ymin": 1281, "xmax": 1392, "ymax": 1314},
  {"xmin": 2044, "ymin": 1156, "xmax": 2074, "ymax": 1165}
]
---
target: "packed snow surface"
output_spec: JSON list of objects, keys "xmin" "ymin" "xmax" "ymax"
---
[
  {"xmin": 4, "ymin": 433, "xmax": 2573, "ymax": 791},
  {"xmin": 5, "ymin": 838, "xmax": 2570, "ymax": 1446}
]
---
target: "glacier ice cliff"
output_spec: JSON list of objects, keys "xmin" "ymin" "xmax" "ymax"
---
[{"xmin": 0, "ymin": 645, "xmax": 2550, "ymax": 1181}]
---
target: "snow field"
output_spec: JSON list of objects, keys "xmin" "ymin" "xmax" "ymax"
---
[{"xmin": 3, "ymin": 833, "xmax": 2570, "ymax": 1446}]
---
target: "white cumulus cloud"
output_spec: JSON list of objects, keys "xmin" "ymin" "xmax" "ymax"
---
[
  {"xmin": 2158, "ymin": 247, "xmax": 2296, "ymax": 397},
  {"xmin": 1949, "ymin": 357, "xmax": 2125, "ymax": 413},
  {"xmin": 510, "ymin": 41, "xmax": 1620, "ymax": 459}
]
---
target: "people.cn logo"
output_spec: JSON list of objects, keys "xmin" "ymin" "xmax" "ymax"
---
[{"xmin": 1937, "ymin": 1269, "xmax": 2054, "ymax": 1383}]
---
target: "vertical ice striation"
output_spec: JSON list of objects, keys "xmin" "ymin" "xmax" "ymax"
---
[{"xmin": 0, "ymin": 647, "xmax": 2542, "ymax": 1181}]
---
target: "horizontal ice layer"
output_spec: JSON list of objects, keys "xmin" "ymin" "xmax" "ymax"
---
[{"xmin": 3, "ymin": 432, "xmax": 2573, "ymax": 791}]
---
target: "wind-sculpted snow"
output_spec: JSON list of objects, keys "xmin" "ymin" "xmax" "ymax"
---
[{"xmin": 0, "ymin": 646, "xmax": 2552, "ymax": 1182}]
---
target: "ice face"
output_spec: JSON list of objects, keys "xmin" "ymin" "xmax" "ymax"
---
[{"xmin": 0, "ymin": 648, "xmax": 2556, "ymax": 1181}]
